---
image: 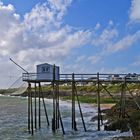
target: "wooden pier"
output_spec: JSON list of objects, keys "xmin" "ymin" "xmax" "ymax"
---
[{"xmin": 23, "ymin": 66, "xmax": 140, "ymax": 135}]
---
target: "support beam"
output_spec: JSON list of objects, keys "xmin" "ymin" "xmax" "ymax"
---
[
  {"xmin": 52, "ymin": 65, "xmax": 65, "ymax": 134},
  {"xmin": 38, "ymin": 82, "xmax": 41, "ymax": 129},
  {"xmin": 99, "ymin": 83, "xmax": 116, "ymax": 102},
  {"xmin": 119, "ymin": 79, "xmax": 126, "ymax": 119},
  {"xmin": 126, "ymin": 85, "xmax": 140, "ymax": 109},
  {"xmin": 72, "ymin": 73, "xmax": 77, "ymax": 131},
  {"xmin": 39, "ymin": 83, "xmax": 50, "ymax": 126},
  {"xmin": 34, "ymin": 83, "xmax": 37, "ymax": 129},
  {"xmin": 30, "ymin": 83, "xmax": 34, "ymax": 135},
  {"xmin": 97, "ymin": 72, "xmax": 101, "ymax": 131},
  {"xmin": 58, "ymin": 108, "xmax": 65, "ymax": 135},
  {"xmin": 52, "ymin": 65, "xmax": 56, "ymax": 132},
  {"xmin": 74, "ymin": 84, "xmax": 86, "ymax": 132},
  {"xmin": 56, "ymin": 82, "xmax": 59, "ymax": 129},
  {"xmin": 28, "ymin": 82, "xmax": 31, "ymax": 133}
]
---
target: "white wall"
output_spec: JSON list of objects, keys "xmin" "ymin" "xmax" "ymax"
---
[{"xmin": 36, "ymin": 63, "xmax": 59, "ymax": 80}]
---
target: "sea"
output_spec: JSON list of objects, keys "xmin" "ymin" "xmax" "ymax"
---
[{"xmin": 0, "ymin": 95, "xmax": 132, "ymax": 140}]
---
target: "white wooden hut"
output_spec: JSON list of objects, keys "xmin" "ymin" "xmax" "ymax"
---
[{"xmin": 36, "ymin": 63, "xmax": 59, "ymax": 80}]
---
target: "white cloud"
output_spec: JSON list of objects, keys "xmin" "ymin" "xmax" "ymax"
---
[
  {"xmin": 92, "ymin": 28, "xmax": 118, "ymax": 47},
  {"xmin": 131, "ymin": 56, "xmax": 140, "ymax": 66},
  {"xmin": 88, "ymin": 56, "xmax": 101, "ymax": 64},
  {"xmin": 107, "ymin": 31, "xmax": 140, "ymax": 53},
  {"xmin": 90, "ymin": 19, "xmax": 140, "ymax": 65},
  {"xmin": 129, "ymin": 0, "xmax": 140, "ymax": 22},
  {"xmin": 99, "ymin": 67, "xmax": 128, "ymax": 74},
  {"xmin": 47, "ymin": 0, "xmax": 72, "ymax": 21},
  {"xmin": 0, "ymin": 1, "xmax": 93, "ymax": 88},
  {"xmin": 91, "ymin": 18, "xmax": 140, "ymax": 54},
  {"xmin": 94, "ymin": 22, "xmax": 100, "ymax": 30},
  {"xmin": 1, "ymin": 0, "xmax": 140, "ymax": 88},
  {"xmin": 76, "ymin": 55, "xmax": 86, "ymax": 62},
  {"xmin": 0, "ymin": 1, "xmax": 91, "ymax": 60},
  {"xmin": 14, "ymin": 29, "xmax": 91, "ymax": 65},
  {"xmin": 108, "ymin": 20, "xmax": 113, "ymax": 26},
  {"xmin": 132, "ymin": 61, "xmax": 140, "ymax": 66}
]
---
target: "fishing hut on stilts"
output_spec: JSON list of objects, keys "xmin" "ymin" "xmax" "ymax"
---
[
  {"xmin": 22, "ymin": 63, "xmax": 140, "ymax": 135},
  {"xmin": 23, "ymin": 63, "xmax": 87, "ymax": 135}
]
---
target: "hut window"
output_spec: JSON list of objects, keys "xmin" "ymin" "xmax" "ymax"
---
[
  {"xmin": 42, "ymin": 66, "xmax": 50, "ymax": 73},
  {"xmin": 46, "ymin": 66, "xmax": 50, "ymax": 72}
]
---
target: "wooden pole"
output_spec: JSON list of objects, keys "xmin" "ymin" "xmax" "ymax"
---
[
  {"xmin": 72, "ymin": 73, "xmax": 77, "ymax": 131},
  {"xmin": 34, "ymin": 83, "xmax": 37, "ymax": 129},
  {"xmin": 126, "ymin": 85, "xmax": 140, "ymax": 109},
  {"xmin": 120, "ymin": 82, "xmax": 124, "ymax": 118},
  {"xmin": 55, "ymin": 83, "xmax": 58, "ymax": 129},
  {"xmin": 52, "ymin": 65, "xmax": 56, "ymax": 132},
  {"xmin": 38, "ymin": 82, "xmax": 41, "ymax": 129},
  {"xmin": 28, "ymin": 82, "xmax": 31, "ymax": 133},
  {"xmin": 99, "ymin": 83, "xmax": 116, "ymax": 102},
  {"xmin": 30, "ymin": 83, "xmax": 34, "ymax": 135},
  {"xmin": 122, "ymin": 78, "xmax": 126, "ymax": 118},
  {"xmin": 56, "ymin": 82, "xmax": 59, "ymax": 129},
  {"xmin": 58, "ymin": 108, "xmax": 65, "ymax": 135},
  {"xmin": 97, "ymin": 72, "xmax": 101, "ymax": 131},
  {"xmin": 74, "ymin": 84, "xmax": 86, "ymax": 131},
  {"xmin": 40, "ymin": 83, "xmax": 50, "ymax": 126},
  {"xmin": 119, "ymin": 78, "xmax": 126, "ymax": 131}
]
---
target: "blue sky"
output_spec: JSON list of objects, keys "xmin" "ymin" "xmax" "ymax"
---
[{"xmin": 0, "ymin": 0, "xmax": 140, "ymax": 88}]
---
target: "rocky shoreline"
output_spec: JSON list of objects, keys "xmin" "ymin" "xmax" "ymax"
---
[{"xmin": 100, "ymin": 97, "xmax": 140, "ymax": 140}]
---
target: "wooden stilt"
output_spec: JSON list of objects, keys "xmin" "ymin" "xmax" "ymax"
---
[
  {"xmin": 126, "ymin": 85, "xmax": 140, "ymax": 109},
  {"xmin": 72, "ymin": 73, "xmax": 77, "ymax": 131},
  {"xmin": 38, "ymin": 82, "xmax": 41, "ymax": 129},
  {"xmin": 97, "ymin": 72, "xmax": 101, "ymax": 131},
  {"xmin": 30, "ymin": 83, "xmax": 34, "ymax": 135},
  {"xmin": 34, "ymin": 83, "xmax": 37, "ymax": 129},
  {"xmin": 28, "ymin": 82, "xmax": 31, "ymax": 133},
  {"xmin": 58, "ymin": 108, "xmax": 65, "ymax": 135},
  {"xmin": 74, "ymin": 84, "xmax": 86, "ymax": 132},
  {"xmin": 52, "ymin": 65, "xmax": 56, "ymax": 132},
  {"xmin": 56, "ymin": 82, "xmax": 59, "ymax": 129},
  {"xmin": 39, "ymin": 83, "xmax": 50, "ymax": 126}
]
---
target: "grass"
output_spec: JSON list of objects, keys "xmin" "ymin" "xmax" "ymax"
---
[
  {"xmin": 62, "ymin": 95, "xmax": 117, "ymax": 104},
  {"xmin": 0, "ymin": 88, "xmax": 18, "ymax": 94},
  {"xmin": 0, "ymin": 83, "xmax": 139, "ymax": 104},
  {"xmin": 62, "ymin": 95, "xmax": 97, "ymax": 103}
]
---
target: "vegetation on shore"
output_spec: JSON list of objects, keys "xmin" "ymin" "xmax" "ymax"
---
[
  {"xmin": 0, "ymin": 83, "xmax": 140, "ymax": 104},
  {"xmin": 0, "ymin": 88, "xmax": 18, "ymax": 94},
  {"xmin": 102, "ymin": 98, "xmax": 140, "ymax": 140}
]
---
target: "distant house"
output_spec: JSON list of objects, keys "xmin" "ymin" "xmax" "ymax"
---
[
  {"xmin": 86, "ymin": 77, "xmax": 97, "ymax": 86},
  {"xmin": 138, "ymin": 75, "xmax": 140, "ymax": 81},
  {"xmin": 37, "ymin": 63, "xmax": 60, "ymax": 80},
  {"xmin": 108, "ymin": 74, "xmax": 121, "ymax": 81},
  {"xmin": 126, "ymin": 73, "xmax": 138, "ymax": 81}
]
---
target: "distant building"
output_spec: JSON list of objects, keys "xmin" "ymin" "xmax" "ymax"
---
[
  {"xmin": 86, "ymin": 77, "xmax": 97, "ymax": 86},
  {"xmin": 108, "ymin": 74, "xmax": 121, "ymax": 80},
  {"xmin": 37, "ymin": 63, "xmax": 60, "ymax": 80},
  {"xmin": 126, "ymin": 73, "xmax": 138, "ymax": 81},
  {"xmin": 138, "ymin": 75, "xmax": 140, "ymax": 81}
]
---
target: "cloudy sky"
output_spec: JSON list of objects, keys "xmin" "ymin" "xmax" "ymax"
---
[{"xmin": 0, "ymin": 0, "xmax": 140, "ymax": 88}]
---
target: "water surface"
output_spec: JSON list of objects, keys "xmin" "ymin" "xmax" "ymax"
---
[{"xmin": 0, "ymin": 95, "xmax": 132, "ymax": 140}]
